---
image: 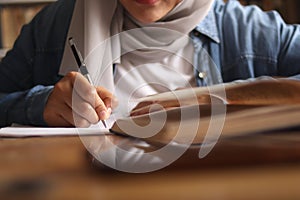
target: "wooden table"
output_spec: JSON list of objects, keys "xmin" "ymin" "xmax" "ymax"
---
[{"xmin": 1, "ymin": 129, "xmax": 300, "ymax": 200}]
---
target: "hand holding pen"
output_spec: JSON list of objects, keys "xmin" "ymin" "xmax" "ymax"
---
[
  {"xmin": 43, "ymin": 38, "xmax": 113, "ymax": 128},
  {"xmin": 68, "ymin": 37, "xmax": 108, "ymax": 128}
]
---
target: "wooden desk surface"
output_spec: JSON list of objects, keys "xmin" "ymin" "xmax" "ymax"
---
[{"xmin": 1, "ymin": 130, "xmax": 300, "ymax": 200}]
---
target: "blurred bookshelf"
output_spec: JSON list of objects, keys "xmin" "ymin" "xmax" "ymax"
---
[{"xmin": 0, "ymin": 0, "xmax": 56, "ymax": 58}]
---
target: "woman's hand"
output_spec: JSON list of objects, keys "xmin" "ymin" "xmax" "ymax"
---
[
  {"xmin": 130, "ymin": 93, "xmax": 213, "ymax": 117},
  {"xmin": 43, "ymin": 72, "xmax": 116, "ymax": 127},
  {"xmin": 130, "ymin": 79, "xmax": 300, "ymax": 117}
]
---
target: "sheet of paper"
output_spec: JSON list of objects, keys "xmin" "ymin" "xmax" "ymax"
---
[
  {"xmin": 0, "ymin": 126, "xmax": 111, "ymax": 138},
  {"xmin": 0, "ymin": 115, "xmax": 119, "ymax": 138}
]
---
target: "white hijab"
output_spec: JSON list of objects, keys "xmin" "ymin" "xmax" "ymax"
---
[{"xmin": 59, "ymin": 0, "xmax": 214, "ymax": 91}]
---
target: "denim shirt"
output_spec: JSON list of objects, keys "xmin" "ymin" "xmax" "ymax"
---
[{"xmin": 0, "ymin": 0, "xmax": 299, "ymax": 127}]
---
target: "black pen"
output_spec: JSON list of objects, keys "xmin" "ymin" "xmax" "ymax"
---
[{"xmin": 68, "ymin": 37, "xmax": 107, "ymax": 128}]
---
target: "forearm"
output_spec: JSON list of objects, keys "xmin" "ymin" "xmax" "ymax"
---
[
  {"xmin": 0, "ymin": 85, "xmax": 53, "ymax": 127},
  {"xmin": 277, "ymin": 18, "xmax": 300, "ymax": 76}
]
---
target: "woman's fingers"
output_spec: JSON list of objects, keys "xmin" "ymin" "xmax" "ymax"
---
[
  {"xmin": 43, "ymin": 71, "xmax": 115, "ymax": 127},
  {"xmin": 130, "ymin": 93, "xmax": 217, "ymax": 117},
  {"xmin": 73, "ymin": 75, "xmax": 114, "ymax": 121},
  {"xmin": 95, "ymin": 86, "xmax": 118, "ymax": 119},
  {"xmin": 96, "ymin": 86, "xmax": 118, "ymax": 108},
  {"xmin": 72, "ymin": 91, "xmax": 99, "ymax": 124},
  {"xmin": 130, "ymin": 100, "xmax": 180, "ymax": 116}
]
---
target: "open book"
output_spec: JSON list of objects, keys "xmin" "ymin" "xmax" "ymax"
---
[{"xmin": 110, "ymin": 79, "xmax": 300, "ymax": 145}]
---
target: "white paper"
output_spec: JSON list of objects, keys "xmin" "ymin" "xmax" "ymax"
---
[
  {"xmin": 0, "ymin": 115, "xmax": 118, "ymax": 138},
  {"xmin": 0, "ymin": 126, "xmax": 111, "ymax": 138}
]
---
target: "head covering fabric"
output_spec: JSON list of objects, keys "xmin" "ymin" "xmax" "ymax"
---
[{"xmin": 59, "ymin": 0, "xmax": 214, "ymax": 91}]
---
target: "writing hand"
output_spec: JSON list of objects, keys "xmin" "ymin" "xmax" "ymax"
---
[{"xmin": 43, "ymin": 72, "xmax": 116, "ymax": 127}]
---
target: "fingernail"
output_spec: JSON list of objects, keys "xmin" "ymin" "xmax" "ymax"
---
[{"xmin": 100, "ymin": 110, "xmax": 107, "ymax": 118}]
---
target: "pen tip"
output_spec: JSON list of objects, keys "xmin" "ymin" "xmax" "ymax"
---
[{"xmin": 102, "ymin": 120, "xmax": 107, "ymax": 128}]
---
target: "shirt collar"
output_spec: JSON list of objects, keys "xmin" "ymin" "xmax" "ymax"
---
[{"xmin": 194, "ymin": 5, "xmax": 220, "ymax": 43}]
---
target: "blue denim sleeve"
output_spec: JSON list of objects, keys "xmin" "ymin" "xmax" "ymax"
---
[
  {"xmin": 0, "ymin": 1, "xmax": 70, "ymax": 127},
  {"xmin": 211, "ymin": 0, "xmax": 300, "ymax": 82},
  {"xmin": 276, "ymin": 14, "xmax": 300, "ymax": 77},
  {"xmin": 0, "ymin": 85, "xmax": 53, "ymax": 127}
]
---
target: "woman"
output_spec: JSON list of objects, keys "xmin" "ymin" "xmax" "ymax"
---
[{"xmin": 0, "ymin": 0, "xmax": 299, "ymax": 127}]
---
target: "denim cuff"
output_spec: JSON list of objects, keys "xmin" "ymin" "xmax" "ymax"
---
[{"xmin": 26, "ymin": 85, "xmax": 54, "ymax": 126}]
